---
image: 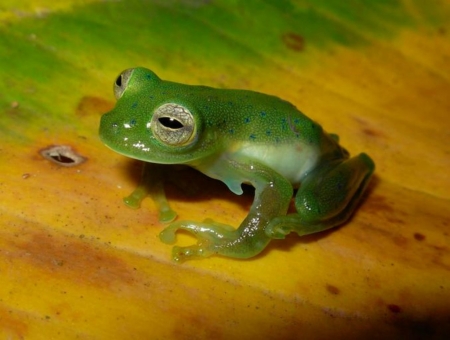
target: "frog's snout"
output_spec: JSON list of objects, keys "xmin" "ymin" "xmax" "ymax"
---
[{"xmin": 99, "ymin": 111, "xmax": 120, "ymax": 143}]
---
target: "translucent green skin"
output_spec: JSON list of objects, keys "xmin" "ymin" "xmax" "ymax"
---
[{"xmin": 99, "ymin": 67, "xmax": 375, "ymax": 262}]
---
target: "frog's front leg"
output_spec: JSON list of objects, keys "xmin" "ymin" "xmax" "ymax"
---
[
  {"xmin": 159, "ymin": 159, "xmax": 293, "ymax": 262},
  {"xmin": 124, "ymin": 162, "xmax": 177, "ymax": 223},
  {"xmin": 266, "ymin": 153, "xmax": 375, "ymax": 239}
]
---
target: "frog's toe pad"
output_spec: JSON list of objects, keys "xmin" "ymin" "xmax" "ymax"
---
[
  {"xmin": 159, "ymin": 220, "xmax": 239, "ymax": 261},
  {"xmin": 158, "ymin": 209, "xmax": 177, "ymax": 224},
  {"xmin": 172, "ymin": 245, "xmax": 212, "ymax": 263},
  {"xmin": 265, "ymin": 224, "xmax": 290, "ymax": 239},
  {"xmin": 123, "ymin": 195, "xmax": 142, "ymax": 209},
  {"xmin": 159, "ymin": 220, "xmax": 200, "ymax": 244},
  {"xmin": 159, "ymin": 226, "xmax": 178, "ymax": 244}
]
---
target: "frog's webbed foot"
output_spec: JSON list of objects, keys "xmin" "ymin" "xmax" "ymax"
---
[{"xmin": 159, "ymin": 220, "xmax": 238, "ymax": 262}]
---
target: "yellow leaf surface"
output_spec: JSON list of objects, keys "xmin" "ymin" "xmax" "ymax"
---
[{"xmin": 1, "ymin": 1, "xmax": 449, "ymax": 339}]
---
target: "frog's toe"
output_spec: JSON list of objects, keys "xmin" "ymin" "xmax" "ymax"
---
[
  {"xmin": 172, "ymin": 244, "xmax": 213, "ymax": 263},
  {"xmin": 158, "ymin": 208, "xmax": 177, "ymax": 224},
  {"xmin": 266, "ymin": 228, "xmax": 289, "ymax": 239},
  {"xmin": 123, "ymin": 193, "xmax": 143, "ymax": 209},
  {"xmin": 159, "ymin": 220, "xmax": 236, "ymax": 244},
  {"xmin": 159, "ymin": 221, "xmax": 188, "ymax": 244},
  {"xmin": 159, "ymin": 220, "xmax": 239, "ymax": 261},
  {"xmin": 265, "ymin": 220, "xmax": 291, "ymax": 239},
  {"xmin": 159, "ymin": 226, "xmax": 177, "ymax": 244},
  {"xmin": 159, "ymin": 221, "xmax": 214, "ymax": 262}
]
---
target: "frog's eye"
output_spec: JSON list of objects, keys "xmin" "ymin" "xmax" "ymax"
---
[
  {"xmin": 150, "ymin": 103, "xmax": 196, "ymax": 146},
  {"xmin": 114, "ymin": 68, "xmax": 134, "ymax": 100}
]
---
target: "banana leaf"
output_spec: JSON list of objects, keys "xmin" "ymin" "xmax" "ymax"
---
[{"xmin": 1, "ymin": 0, "xmax": 449, "ymax": 338}]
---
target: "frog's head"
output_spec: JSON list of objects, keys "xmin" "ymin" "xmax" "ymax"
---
[{"xmin": 100, "ymin": 67, "xmax": 216, "ymax": 164}]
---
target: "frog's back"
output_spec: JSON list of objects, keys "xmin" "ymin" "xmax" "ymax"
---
[
  {"xmin": 167, "ymin": 84, "xmax": 345, "ymax": 185},
  {"xmin": 160, "ymin": 82, "xmax": 319, "ymax": 145},
  {"xmin": 124, "ymin": 71, "xmax": 348, "ymax": 185}
]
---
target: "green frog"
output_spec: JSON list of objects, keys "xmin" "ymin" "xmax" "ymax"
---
[{"xmin": 99, "ymin": 67, "xmax": 375, "ymax": 262}]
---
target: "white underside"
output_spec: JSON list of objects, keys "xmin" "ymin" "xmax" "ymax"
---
[{"xmin": 234, "ymin": 142, "xmax": 319, "ymax": 186}]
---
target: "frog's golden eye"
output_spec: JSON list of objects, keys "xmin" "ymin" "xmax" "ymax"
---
[
  {"xmin": 150, "ymin": 103, "xmax": 196, "ymax": 146},
  {"xmin": 114, "ymin": 68, "xmax": 134, "ymax": 100}
]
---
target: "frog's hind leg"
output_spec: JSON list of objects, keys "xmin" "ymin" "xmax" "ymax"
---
[
  {"xmin": 159, "ymin": 219, "xmax": 238, "ymax": 262},
  {"xmin": 265, "ymin": 153, "xmax": 375, "ymax": 239},
  {"xmin": 158, "ymin": 157, "xmax": 294, "ymax": 262}
]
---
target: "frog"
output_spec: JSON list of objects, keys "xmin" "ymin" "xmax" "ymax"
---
[{"xmin": 99, "ymin": 67, "xmax": 375, "ymax": 262}]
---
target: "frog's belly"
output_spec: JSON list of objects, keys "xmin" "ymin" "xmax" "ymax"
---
[{"xmin": 236, "ymin": 143, "xmax": 318, "ymax": 186}]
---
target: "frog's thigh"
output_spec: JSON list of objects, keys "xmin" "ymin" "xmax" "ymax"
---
[{"xmin": 266, "ymin": 153, "xmax": 374, "ymax": 238}]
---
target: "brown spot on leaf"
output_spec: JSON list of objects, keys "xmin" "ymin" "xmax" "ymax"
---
[
  {"xmin": 40, "ymin": 145, "xmax": 87, "ymax": 167},
  {"xmin": 353, "ymin": 116, "xmax": 385, "ymax": 138},
  {"xmin": 10, "ymin": 232, "xmax": 137, "ymax": 290},
  {"xmin": 76, "ymin": 96, "xmax": 113, "ymax": 117},
  {"xmin": 362, "ymin": 128, "xmax": 384, "ymax": 138},
  {"xmin": 387, "ymin": 304, "xmax": 402, "ymax": 313},
  {"xmin": 282, "ymin": 32, "xmax": 305, "ymax": 52},
  {"xmin": 393, "ymin": 235, "xmax": 408, "ymax": 247},
  {"xmin": 171, "ymin": 308, "xmax": 224, "ymax": 339},
  {"xmin": 414, "ymin": 233, "xmax": 426, "ymax": 241},
  {"xmin": 0, "ymin": 305, "xmax": 28, "ymax": 338},
  {"xmin": 364, "ymin": 194, "xmax": 394, "ymax": 214},
  {"xmin": 326, "ymin": 284, "xmax": 340, "ymax": 295}
]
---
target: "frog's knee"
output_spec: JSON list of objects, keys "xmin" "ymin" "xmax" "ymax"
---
[
  {"xmin": 295, "ymin": 194, "xmax": 328, "ymax": 224},
  {"xmin": 329, "ymin": 133, "xmax": 339, "ymax": 142},
  {"xmin": 356, "ymin": 153, "xmax": 375, "ymax": 173}
]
